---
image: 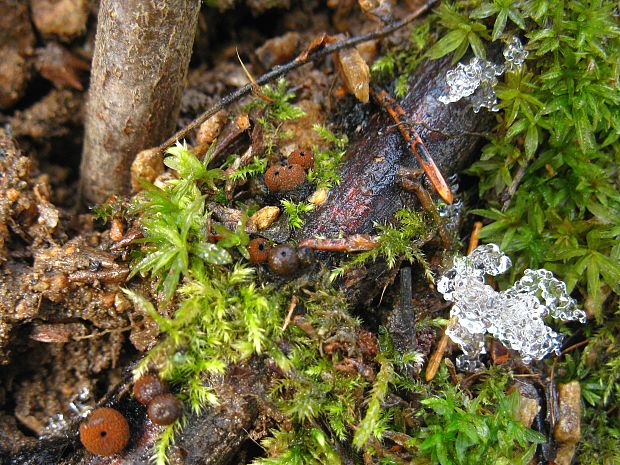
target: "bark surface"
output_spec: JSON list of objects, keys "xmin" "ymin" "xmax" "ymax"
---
[{"xmin": 80, "ymin": 0, "xmax": 201, "ymax": 205}]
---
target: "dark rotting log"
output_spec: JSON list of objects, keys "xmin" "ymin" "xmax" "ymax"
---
[{"xmin": 79, "ymin": 0, "xmax": 201, "ymax": 205}]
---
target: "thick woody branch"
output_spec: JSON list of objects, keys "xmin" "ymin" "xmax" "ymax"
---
[{"xmin": 79, "ymin": 0, "xmax": 201, "ymax": 205}]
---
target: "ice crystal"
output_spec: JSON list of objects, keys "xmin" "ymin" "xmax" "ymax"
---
[
  {"xmin": 437, "ymin": 244, "xmax": 586, "ymax": 367},
  {"xmin": 438, "ymin": 57, "xmax": 504, "ymax": 110},
  {"xmin": 438, "ymin": 36, "xmax": 529, "ymax": 112},
  {"xmin": 503, "ymin": 36, "xmax": 528, "ymax": 70}
]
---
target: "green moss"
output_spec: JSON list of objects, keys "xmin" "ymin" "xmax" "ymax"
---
[
  {"xmin": 307, "ymin": 124, "xmax": 348, "ymax": 190},
  {"xmin": 330, "ymin": 209, "xmax": 433, "ymax": 281},
  {"xmin": 280, "ymin": 199, "xmax": 315, "ymax": 230}
]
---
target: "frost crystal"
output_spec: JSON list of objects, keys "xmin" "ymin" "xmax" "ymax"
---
[
  {"xmin": 437, "ymin": 244, "xmax": 586, "ymax": 367},
  {"xmin": 503, "ymin": 36, "xmax": 528, "ymax": 70}
]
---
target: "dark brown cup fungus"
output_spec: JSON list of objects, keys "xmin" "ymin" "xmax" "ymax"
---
[
  {"xmin": 79, "ymin": 407, "xmax": 130, "ymax": 456},
  {"xmin": 248, "ymin": 237, "xmax": 270, "ymax": 264},
  {"xmin": 147, "ymin": 393, "xmax": 183, "ymax": 426},
  {"xmin": 264, "ymin": 164, "xmax": 306, "ymax": 192},
  {"xmin": 288, "ymin": 148, "xmax": 314, "ymax": 170},
  {"xmin": 268, "ymin": 244, "xmax": 300, "ymax": 276},
  {"xmin": 133, "ymin": 374, "xmax": 168, "ymax": 405}
]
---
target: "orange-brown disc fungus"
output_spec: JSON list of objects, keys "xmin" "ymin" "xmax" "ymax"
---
[
  {"xmin": 147, "ymin": 393, "xmax": 183, "ymax": 426},
  {"xmin": 248, "ymin": 237, "xmax": 270, "ymax": 264},
  {"xmin": 288, "ymin": 148, "xmax": 314, "ymax": 170},
  {"xmin": 79, "ymin": 407, "xmax": 130, "ymax": 456},
  {"xmin": 268, "ymin": 244, "xmax": 300, "ymax": 276},
  {"xmin": 133, "ymin": 374, "xmax": 168, "ymax": 405},
  {"xmin": 264, "ymin": 164, "xmax": 306, "ymax": 192}
]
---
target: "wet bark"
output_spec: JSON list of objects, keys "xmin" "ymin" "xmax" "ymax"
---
[{"xmin": 79, "ymin": 0, "xmax": 201, "ymax": 205}]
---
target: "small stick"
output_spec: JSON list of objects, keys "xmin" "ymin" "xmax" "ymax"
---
[
  {"xmin": 372, "ymin": 88, "xmax": 453, "ymax": 204},
  {"xmin": 299, "ymin": 234, "xmax": 379, "ymax": 252},
  {"xmin": 424, "ymin": 316, "xmax": 456, "ymax": 382},
  {"xmin": 282, "ymin": 295, "xmax": 298, "ymax": 332},
  {"xmin": 501, "ymin": 164, "xmax": 528, "ymax": 212},
  {"xmin": 467, "ymin": 221, "xmax": 483, "ymax": 255},
  {"xmin": 156, "ymin": 0, "xmax": 437, "ymax": 155}
]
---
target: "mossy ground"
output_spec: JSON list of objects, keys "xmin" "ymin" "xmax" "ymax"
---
[{"xmin": 122, "ymin": 1, "xmax": 619, "ymax": 464}]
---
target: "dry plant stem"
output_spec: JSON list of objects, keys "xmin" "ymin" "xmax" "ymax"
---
[
  {"xmin": 467, "ymin": 221, "xmax": 483, "ymax": 254},
  {"xmin": 501, "ymin": 163, "xmax": 528, "ymax": 212},
  {"xmin": 298, "ymin": 234, "xmax": 379, "ymax": 252},
  {"xmin": 282, "ymin": 295, "xmax": 298, "ymax": 332},
  {"xmin": 80, "ymin": 0, "xmax": 201, "ymax": 205},
  {"xmin": 156, "ymin": 0, "xmax": 438, "ymax": 155},
  {"xmin": 424, "ymin": 316, "xmax": 456, "ymax": 382}
]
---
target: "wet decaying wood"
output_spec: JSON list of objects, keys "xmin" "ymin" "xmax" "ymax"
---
[
  {"xmin": 80, "ymin": 0, "xmax": 201, "ymax": 205},
  {"xmin": 10, "ymin": 55, "xmax": 494, "ymax": 465},
  {"xmin": 294, "ymin": 56, "xmax": 492, "ymax": 242}
]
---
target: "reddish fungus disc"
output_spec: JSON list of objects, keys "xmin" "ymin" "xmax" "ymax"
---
[
  {"xmin": 248, "ymin": 237, "xmax": 270, "ymax": 263},
  {"xmin": 264, "ymin": 164, "xmax": 306, "ymax": 192},
  {"xmin": 79, "ymin": 407, "xmax": 130, "ymax": 456},
  {"xmin": 288, "ymin": 148, "xmax": 314, "ymax": 170},
  {"xmin": 133, "ymin": 374, "xmax": 168, "ymax": 405},
  {"xmin": 147, "ymin": 393, "xmax": 183, "ymax": 426}
]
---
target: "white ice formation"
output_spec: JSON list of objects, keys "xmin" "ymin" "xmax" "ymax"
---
[
  {"xmin": 503, "ymin": 36, "xmax": 528, "ymax": 70},
  {"xmin": 437, "ymin": 244, "xmax": 586, "ymax": 369},
  {"xmin": 438, "ymin": 36, "xmax": 529, "ymax": 112},
  {"xmin": 438, "ymin": 56, "xmax": 504, "ymax": 112}
]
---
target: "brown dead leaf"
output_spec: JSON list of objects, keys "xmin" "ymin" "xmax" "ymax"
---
[{"xmin": 334, "ymin": 47, "xmax": 370, "ymax": 103}]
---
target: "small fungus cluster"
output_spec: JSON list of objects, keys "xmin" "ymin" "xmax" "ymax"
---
[
  {"xmin": 133, "ymin": 374, "xmax": 183, "ymax": 426},
  {"xmin": 264, "ymin": 147, "xmax": 313, "ymax": 192},
  {"xmin": 79, "ymin": 375, "xmax": 183, "ymax": 456},
  {"xmin": 249, "ymin": 237, "xmax": 313, "ymax": 277}
]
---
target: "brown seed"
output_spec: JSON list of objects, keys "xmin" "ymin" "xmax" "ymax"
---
[
  {"xmin": 133, "ymin": 375, "xmax": 167, "ymax": 405},
  {"xmin": 288, "ymin": 148, "xmax": 314, "ymax": 170},
  {"xmin": 268, "ymin": 244, "xmax": 300, "ymax": 276},
  {"xmin": 147, "ymin": 394, "xmax": 183, "ymax": 426},
  {"xmin": 264, "ymin": 164, "xmax": 306, "ymax": 192},
  {"xmin": 79, "ymin": 407, "xmax": 130, "ymax": 456},
  {"xmin": 248, "ymin": 238, "xmax": 270, "ymax": 264}
]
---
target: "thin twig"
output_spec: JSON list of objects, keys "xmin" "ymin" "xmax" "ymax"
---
[
  {"xmin": 390, "ymin": 121, "xmax": 492, "ymax": 139},
  {"xmin": 282, "ymin": 295, "xmax": 298, "ymax": 332},
  {"xmin": 156, "ymin": 0, "xmax": 437, "ymax": 155},
  {"xmin": 501, "ymin": 164, "xmax": 528, "ymax": 212},
  {"xmin": 560, "ymin": 339, "xmax": 589, "ymax": 355},
  {"xmin": 467, "ymin": 221, "xmax": 483, "ymax": 255}
]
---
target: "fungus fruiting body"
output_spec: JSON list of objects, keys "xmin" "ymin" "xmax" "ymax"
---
[
  {"xmin": 133, "ymin": 374, "xmax": 167, "ymax": 405},
  {"xmin": 288, "ymin": 148, "xmax": 314, "ymax": 170},
  {"xmin": 248, "ymin": 237, "xmax": 270, "ymax": 263},
  {"xmin": 147, "ymin": 393, "xmax": 183, "ymax": 426},
  {"xmin": 296, "ymin": 246, "xmax": 315, "ymax": 266},
  {"xmin": 268, "ymin": 243, "xmax": 300, "ymax": 276},
  {"xmin": 264, "ymin": 164, "xmax": 306, "ymax": 192},
  {"xmin": 79, "ymin": 407, "xmax": 130, "ymax": 456}
]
